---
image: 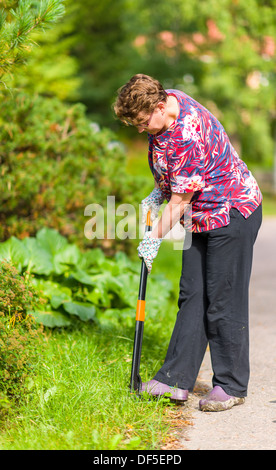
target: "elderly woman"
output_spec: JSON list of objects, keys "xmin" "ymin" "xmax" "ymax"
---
[{"xmin": 113, "ymin": 74, "xmax": 262, "ymax": 412}]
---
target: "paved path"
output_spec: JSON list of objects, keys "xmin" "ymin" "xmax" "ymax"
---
[{"xmin": 180, "ymin": 216, "xmax": 276, "ymax": 450}]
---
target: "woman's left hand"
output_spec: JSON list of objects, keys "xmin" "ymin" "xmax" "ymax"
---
[{"xmin": 137, "ymin": 232, "xmax": 162, "ymax": 274}]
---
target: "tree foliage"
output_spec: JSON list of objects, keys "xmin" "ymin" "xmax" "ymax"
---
[
  {"xmin": 1, "ymin": 0, "xmax": 275, "ymax": 167},
  {"xmin": 6, "ymin": 0, "xmax": 80, "ymax": 100},
  {"xmin": 61, "ymin": 0, "xmax": 275, "ymax": 167},
  {"xmin": 0, "ymin": 0, "xmax": 65, "ymax": 83}
]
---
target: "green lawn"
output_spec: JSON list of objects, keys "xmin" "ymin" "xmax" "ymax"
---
[{"xmin": 0, "ymin": 322, "xmax": 176, "ymax": 450}]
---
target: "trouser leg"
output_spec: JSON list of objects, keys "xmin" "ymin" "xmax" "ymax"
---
[
  {"xmin": 206, "ymin": 205, "xmax": 262, "ymax": 397},
  {"xmin": 154, "ymin": 232, "xmax": 208, "ymax": 391}
]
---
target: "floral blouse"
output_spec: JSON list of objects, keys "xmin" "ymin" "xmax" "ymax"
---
[{"xmin": 148, "ymin": 89, "xmax": 262, "ymax": 232}]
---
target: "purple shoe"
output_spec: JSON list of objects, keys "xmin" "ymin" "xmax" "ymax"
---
[
  {"xmin": 140, "ymin": 379, "xmax": 188, "ymax": 403},
  {"xmin": 199, "ymin": 385, "xmax": 245, "ymax": 412}
]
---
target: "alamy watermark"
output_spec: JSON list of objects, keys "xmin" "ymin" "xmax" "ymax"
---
[{"xmin": 84, "ymin": 196, "xmax": 192, "ymax": 250}]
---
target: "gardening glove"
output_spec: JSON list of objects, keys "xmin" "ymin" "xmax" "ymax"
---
[
  {"xmin": 141, "ymin": 188, "xmax": 165, "ymax": 223},
  {"xmin": 137, "ymin": 231, "xmax": 162, "ymax": 274}
]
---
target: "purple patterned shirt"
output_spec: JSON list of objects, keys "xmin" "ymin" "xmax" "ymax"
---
[{"xmin": 148, "ymin": 89, "xmax": 262, "ymax": 232}]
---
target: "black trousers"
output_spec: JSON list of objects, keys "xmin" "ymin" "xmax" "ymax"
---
[{"xmin": 154, "ymin": 204, "xmax": 262, "ymax": 397}]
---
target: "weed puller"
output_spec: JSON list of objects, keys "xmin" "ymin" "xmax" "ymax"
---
[{"xmin": 130, "ymin": 210, "xmax": 152, "ymax": 394}]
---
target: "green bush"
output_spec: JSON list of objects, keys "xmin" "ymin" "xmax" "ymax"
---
[
  {"xmin": 0, "ymin": 261, "xmax": 44, "ymax": 413},
  {"xmin": 0, "ymin": 229, "xmax": 173, "ymax": 329},
  {"xmin": 0, "ymin": 260, "xmax": 43, "ymax": 323},
  {"xmin": 0, "ymin": 91, "xmax": 140, "ymax": 251}
]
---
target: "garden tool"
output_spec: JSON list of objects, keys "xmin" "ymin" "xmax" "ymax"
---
[{"xmin": 130, "ymin": 210, "xmax": 152, "ymax": 393}]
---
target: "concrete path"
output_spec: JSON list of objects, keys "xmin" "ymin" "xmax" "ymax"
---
[{"xmin": 180, "ymin": 216, "xmax": 276, "ymax": 450}]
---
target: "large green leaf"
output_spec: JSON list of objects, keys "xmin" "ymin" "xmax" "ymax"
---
[
  {"xmin": 69, "ymin": 269, "xmax": 96, "ymax": 286},
  {"xmin": 92, "ymin": 258, "xmax": 120, "ymax": 275},
  {"xmin": 83, "ymin": 273, "xmax": 124, "ymax": 307},
  {"xmin": 22, "ymin": 237, "xmax": 54, "ymax": 275},
  {"xmin": 50, "ymin": 294, "xmax": 71, "ymax": 309},
  {"xmin": 114, "ymin": 273, "xmax": 139, "ymax": 308},
  {"xmin": 85, "ymin": 285, "xmax": 110, "ymax": 307},
  {"xmin": 53, "ymin": 244, "xmax": 83, "ymax": 274},
  {"xmin": 78, "ymin": 248, "xmax": 106, "ymax": 270},
  {"xmin": 63, "ymin": 301, "xmax": 96, "ymax": 321},
  {"xmin": 114, "ymin": 251, "xmax": 139, "ymax": 273},
  {"xmin": 30, "ymin": 278, "xmax": 72, "ymax": 301},
  {"xmin": 0, "ymin": 237, "xmax": 29, "ymax": 272},
  {"xmin": 29, "ymin": 309, "xmax": 72, "ymax": 327},
  {"xmin": 97, "ymin": 307, "xmax": 135, "ymax": 328},
  {"xmin": 36, "ymin": 228, "xmax": 68, "ymax": 256}
]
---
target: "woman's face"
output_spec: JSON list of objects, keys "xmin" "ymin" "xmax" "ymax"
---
[{"xmin": 135, "ymin": 102, "xmax": 167, "ymax": 135}]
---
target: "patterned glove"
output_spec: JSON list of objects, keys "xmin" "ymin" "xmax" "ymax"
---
[
  {"xmin": 141, "ymin": 188, "xmax": 165, "ymax": 223},
  {"xmin": 137, "ymin": 232, "xmax": 162, "ymax": 274}
]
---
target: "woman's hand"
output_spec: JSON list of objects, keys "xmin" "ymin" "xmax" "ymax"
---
[
  {"xmin": 141, "ymin": 187, "xmax": 165, "ymax": 223},
  {"xmin": 138, "ymin": 191, "xmax": 193, "ymax": 273},
  {"xmin": 137, "ymin": 232, "xmax": 162, "ymax": 274}
]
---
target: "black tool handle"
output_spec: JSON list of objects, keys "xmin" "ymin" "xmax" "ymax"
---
[{"xmin": 130, "ymin": 212, "xmax": 152, "ymax": 393}]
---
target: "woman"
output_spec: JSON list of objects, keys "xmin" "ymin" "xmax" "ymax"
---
[{"xmin": 113, "ymin": 74, "xmax": 262, "ymax": 412}]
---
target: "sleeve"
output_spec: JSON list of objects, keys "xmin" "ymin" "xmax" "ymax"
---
[
  {"xmin": 147, "ymin": 134, "xmax": 155, "ymax": 177},
  {"xmin": 148, "ymin": 134, "xmax": 161, "ymax": 188},
  {"xmin": 168, "ymin": 137, "xmax": 205, "ymax": 193}
]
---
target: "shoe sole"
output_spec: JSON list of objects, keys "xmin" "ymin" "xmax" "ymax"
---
[
  {"xmin": 140, "ymin": 391, "xmax": 188, "ymax": 405},
  {"xmin": 200, "ymin": 397, "xmax": 245, "ymax": 412},
  {"xmin": 169, "ymin": 398, "xmax": 188, "ymax": 406}
]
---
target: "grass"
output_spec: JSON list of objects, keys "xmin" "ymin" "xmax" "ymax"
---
[{"xmin": 0, "ymin": 318, "xmax": 177, "ymax": 450}]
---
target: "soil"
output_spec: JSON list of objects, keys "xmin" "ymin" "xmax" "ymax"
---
[{"xmin": 162, "ymin": 216, "xmax": 276, "ymax": 451}]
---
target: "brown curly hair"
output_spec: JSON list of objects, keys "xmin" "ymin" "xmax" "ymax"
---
[{"xmin": 113, "ymin": 74, "xmax": 168, "ymax": 126}]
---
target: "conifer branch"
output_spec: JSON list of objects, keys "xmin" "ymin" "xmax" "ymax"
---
[{"xmin": 0, "ymin": 0, "xmax": 65, "ymax": 80}]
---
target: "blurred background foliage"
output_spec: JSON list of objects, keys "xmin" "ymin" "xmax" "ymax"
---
[
  {"xmin": 0, "ymin": 0, "xmax": 275, "ymax": 247},
  {"xmin": 8, "ymin": 0, "xmax": 276, "ymax": 167}
]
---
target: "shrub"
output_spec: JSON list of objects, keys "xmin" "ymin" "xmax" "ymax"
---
[
  {"xmin": 0, "ymin": 260, "xmax": 43, "ymax": 324},
  {"xmin": 0, "ymin": 261, "xmax": 44, "ymax": 412},
  {"xmin": 0, "ymin": 91, "xmax": 141, "ymax": 251}
]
